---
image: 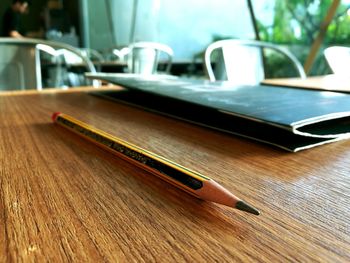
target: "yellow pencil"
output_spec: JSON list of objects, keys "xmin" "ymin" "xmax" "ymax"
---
[{"xmin": 52, "ymin": 112, "xmax": 260, "ymax": 215}]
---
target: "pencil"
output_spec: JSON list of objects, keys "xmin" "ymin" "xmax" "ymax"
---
[{"xmin": 52, "ymin": 112, "xmax": 260, "ymax": 215}]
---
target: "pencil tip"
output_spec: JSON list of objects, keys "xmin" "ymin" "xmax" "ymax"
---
[{"xmin": 235, "ymin": 201, "xmax": 260, "ymax": 215}]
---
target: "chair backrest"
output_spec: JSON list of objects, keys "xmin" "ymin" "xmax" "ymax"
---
[
  {"xmin": 0, "ymin": 42, "xmax": 41, "ymax": 90},
  {"xmin": 80, "ymin": 48, "xmax": 105, "ymax": 62},
  {"xmin": 127, "ymin": 42, "xmax": 173, "ymax": 75},
  {"xmin": 204, "ymin": 39, "xmax": 306, "ymax": 84},
  {"xmin": 0, "ymin": 37, "xmax": 98, "ymax": 91},
  {"xmin": 108, "ymin": 47, "xmax": 130, "ymax": 61},
  {"xmin": 324, "ymin": 46, "xmax": 350, "ymax": 76}
]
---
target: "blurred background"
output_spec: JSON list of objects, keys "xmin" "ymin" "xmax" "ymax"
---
[{"xmin": 1, "ymin": 0, "xmax": 350, "ymax": 77}]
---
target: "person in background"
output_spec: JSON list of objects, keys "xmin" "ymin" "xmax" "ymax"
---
[{"xmin": 1, "ymin": 0, "xmax": 29, "ymax": 38}]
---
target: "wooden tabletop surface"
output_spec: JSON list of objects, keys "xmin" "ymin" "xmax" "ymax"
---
[
  {"xmin": 0, "ymin": 86, "xmax": 349, "ymax": 262},
  {"xmin": 263, "ymin": 74, "xmax": 350, "ymax": 93}
]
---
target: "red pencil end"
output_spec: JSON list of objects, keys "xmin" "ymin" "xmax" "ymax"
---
[{"xmin": 51, "ymin": 112, "xmax": 61, "ymax": 122}]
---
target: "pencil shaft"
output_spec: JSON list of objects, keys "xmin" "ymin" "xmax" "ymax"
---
[
  {"xmin": 53, "ymin": 113, "xmax": 207, "ymax": 192},
  {"xmin": 52, "ymin": 112, "xmax": 260, "ymax": 215}
]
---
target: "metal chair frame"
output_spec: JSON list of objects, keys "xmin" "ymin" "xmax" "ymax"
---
[
  {"xmin": 324, "ymin": 46, "xmax": 350, "ymax": 76},
  {"xmin": 127, "ymin": 41, "xmax": 174, "ymax": 74},
  {"xmin": 204, "ymin": 39, "xmax": 306, "ymax": 82},
  {"xmin": 0, "ymin": 37, "xmax": 98, "ymax": 90}
]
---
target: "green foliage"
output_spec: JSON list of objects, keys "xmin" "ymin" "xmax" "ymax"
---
[
  {"xmin": 256, "ymin": 0, "xmax": 350, "ymax": 76},
  {"xmin": 261, "ymin": 0, "xmax": 346, "ymax": 45},
  {"xmin": 264, "ymin": 49, "xmax": 302, "ymax": 78}
]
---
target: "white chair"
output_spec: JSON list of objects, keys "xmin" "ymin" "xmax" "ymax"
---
[
  {"xmin": 204, "ymin": 39, "xmax": 306, "ymax": 84},
  {"xmin": 324, "ymin": 46, "xmax": 350, "ymax": 76},
  {"xmin": 100, "ymin": 46, "xmax": 130, "ymax": 62},
  {"xmin": 80, "ymin": 48, "xmax": 105, "ymax": 62},
  {"xmin": 0, "ymin": 37, "xmax": 98, "ymax": 91},
  {"xmin": 112, "ymin": 47, "xmax": 131, "ymax": 61},
  {"xmin": 127, "ymin": 42, "xmax": 173, "ymax": 75}
]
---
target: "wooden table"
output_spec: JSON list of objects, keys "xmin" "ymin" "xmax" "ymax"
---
[
  {"xmin": 93, "ymin": 60, "xmax": 205, "ymax": 77},
  {"xmin": 263, "ymin": 74, "xmax": 350, "ymax": 93},
  {"xmin": 0, "ymin": 87, "xmax": 349, "ymax": 262}
]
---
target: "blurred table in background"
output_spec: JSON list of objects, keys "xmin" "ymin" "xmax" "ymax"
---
[
  {"xmin": 96, "ymin": 60, "xmax": 205, "ymax": 77},
  {"xmin": 263, "ymin": 74, "xmax": 350, "ymax": 93}
]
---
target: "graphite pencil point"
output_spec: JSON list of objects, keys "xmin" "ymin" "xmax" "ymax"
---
[{"xmin": 235, "ymin": 201, "xmax": 260, "ymax": 215}]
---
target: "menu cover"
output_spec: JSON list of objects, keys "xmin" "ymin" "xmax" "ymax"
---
[{"xmin": 86, "ymin": 73, "xmax": 350, "ymax": 152}]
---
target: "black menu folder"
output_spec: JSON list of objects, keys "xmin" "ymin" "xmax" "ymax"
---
[{"xmin": 86, "ymin": 73, "xmax": 350, "ymax": 152}]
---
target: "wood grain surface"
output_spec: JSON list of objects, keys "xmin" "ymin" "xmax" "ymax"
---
[
  {"xmin": 0, "ymin": 87, "xmax": 349, "ymax": 262},
  {"xmin": 263, "ymin": 74, "xmax": 350, "ymax": 93}
]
